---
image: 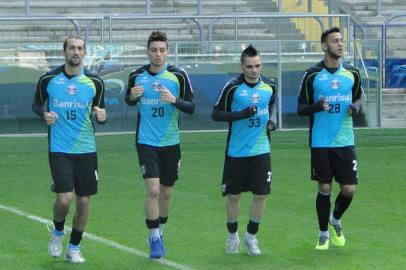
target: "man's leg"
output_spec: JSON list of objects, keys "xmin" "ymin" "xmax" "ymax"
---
[
  {"xmin": 49, "ymin": 192, "xmax": 73, "ymax": 258},
  {"xmin": 329, "ymin": 184, "xmax": 356, "ymax": 246},
  {"xmin": 145, "ymin": 178, "xmax": 162, "ymax": 259},
  {"xmin": 65, "ymin": 195, "xmax": 89, "ymax": 263},
  {"xmin": 243, "ymin": 194, "xmax": 267, "ymax": 256},
  {"xmin": 226, "ymin": 194, "xmax": 241, "ymax": 254},
  {"xmin": 158, "ymin": 184, "xmax": 172, "ymax": 236},
  {"xmin": 158, "ymin": 184, "xmax": 172, "ymax": 256},
  {"xmin": 315, "ymin": 183, "xmax": 332, "ymax": 250}
]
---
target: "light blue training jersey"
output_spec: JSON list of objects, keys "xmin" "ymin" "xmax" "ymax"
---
[
  {"xmin": 214, "ymin": 74, "xmax": 276, "ymax": 157},
  {"xmin": 298, "ymin": 61, "xmax": 362, "ymax": 147},
  {"xmin": 126, "ymin": 64, "xmax": 194, "ymax": 147},
  {"xmin": 33, "ymin": 65, "xmax": 105, "ymax": 153}
]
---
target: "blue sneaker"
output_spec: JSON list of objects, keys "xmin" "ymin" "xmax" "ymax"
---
[
  {"xmin": 149, "ymin": 236, "xmax": 163, "ymax": 259},
  {"xmin": 160, "ymin": 235, "xmax": 166, "ymax": 256}
]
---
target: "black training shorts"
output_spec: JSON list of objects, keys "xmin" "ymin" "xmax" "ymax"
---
[
  {"xmin": 221, "ymin": 153, "xmax": 272, "ymax": 196},
  {"xmin": 311, "ymin": 146, "xmax": 358, "ymax": 185},
  {"xmin": 136, "ymin": 143, "xmax": 181, "ymax": 187},
  {"xmin": 49, "ymin": 152, "xmax": 98, "ymax": 196}
]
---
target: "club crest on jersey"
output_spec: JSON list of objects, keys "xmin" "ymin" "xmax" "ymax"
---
[
  {"xmin": 251, "ymin": 93, "xmax": 260, "ymax": 104},
  {"xmin": 331, "ymin": 79, "xmax": 341, "ymax": 89},
  {"xmin": 66, "ymin": 85, "xmax": 77, "ymax": 95},
  {"xmin": 152, "ymin": 81, "xmax": 162, "ymax": 92}
]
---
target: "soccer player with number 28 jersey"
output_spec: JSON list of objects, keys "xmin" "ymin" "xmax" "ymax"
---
[
  {"xmin": 212, "ymin": 45, "xmax": 277, "ymax": 256},
  {"xmin": 32, "ymin": 36, "xmax": 107, "ymax": 263},
  {"xmin": 125, "ymin": 31, "xmax": 194, "ymax": 259},
  {"xmin": 298, "ymin": 27, "xmax": 363, "ymax": 250}
]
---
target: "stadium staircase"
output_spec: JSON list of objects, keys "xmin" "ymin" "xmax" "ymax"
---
[
  {"xmin": 0, "ymin": 0, "xmax": 307, "ymax": 47},
  {"xmin": 381, "ymin": 88, "xmax": 406, "ymax": 128},
  {"xmin": 335, "ymin": 0, "xmax": 406, "ymax": 59}
]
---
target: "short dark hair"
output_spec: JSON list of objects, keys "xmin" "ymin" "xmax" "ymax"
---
[
  {"xmin": 321, "ymin": 27, "xmax": 341, "ymax": 43},
  {"xmin": 147, "ymin": 31, "xmax": 168, "ymax": 49},
  {"xmin": 240, "ymin": 44, "xmax": 259, "ymax": 63},
  {"xmin": 63, "ymin": 36, "xmax": 86, "ymax": 51}
]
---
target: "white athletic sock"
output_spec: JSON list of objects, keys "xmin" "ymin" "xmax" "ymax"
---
[
  {"xmin": 149, "ymin": 228, "xmax": 160, "ymax": 239},
  {"xmin": 319, "ymin": 230, "xmax": 329, "ymax": 238},
  {"xmin": 159, "ymin": 224, "xmax": 165, "ymax": 236},
  {"xmin": 329, "ymin": 214, "xmax": 341, "ymax": 226},
  {"xmin": 228, "ymin": 232, "xmax": 239, "ymax": 240},
  {"xmin": 245, "ymin": 232, "xmax": 256, "ymax": 241}
]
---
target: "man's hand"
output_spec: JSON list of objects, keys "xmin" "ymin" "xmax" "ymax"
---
[
  {"xmin": 348, "ymin": 103, "xmax": 359, "ymax": 115},
  {"xmin": 321, "ymin": 98, "xmax": 329, "ymax": 111},
  {"xmin": 268, "ymin": 120, "xmax": 277, "ymax": 131},
  {"xmin": 94, "ymin": 106, "xmax": 107, "ymax": 122},
  {"xmin": 129, "ymin": 85, "xmax": 144, "ymax": 101},
  {"xmin": 243, "ymin": 106, "xmax": 257, "ymax": 118},
  {"xmin": 160, "ymin": 85, "xmax": 176, "ymax": 104},
  {"xmin": 43, "ymin": 111, "xmax": 58, "ymax": 126}
]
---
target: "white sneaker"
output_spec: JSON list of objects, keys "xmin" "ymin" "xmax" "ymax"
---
[
  {"xmin": 243, "ymin": 237, "xmax": 261, "ymax": 256},
  {"xmin": 226, "ymin": 236, "xmax": 240, "ymax": 254},
  {"xmin": 65, "ymin": 248, "xmax": 85, "ymax": 263},
  {"xmin": 47, "ymin": 225, "xmax": 64, "ymax": 257}
]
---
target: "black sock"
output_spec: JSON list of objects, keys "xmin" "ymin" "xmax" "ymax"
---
[
  {"xmin": 316, "ymin": 192, "xmax": 331, "ymax": 231},
  {"xmin": 227, "ymin": 221, "xmax": 238, "ymax": 233},
  {"xmin": 53, "ymin": 219, "xmax": 65, "ymax": 232},
  {"xmin": 70, "ymin": 228, "xmax": 83, "ymax": 245},
  {"xmin": 247, "ymin": 220, "xmax": 260, "ymax": 235},
  {"xmin": 159, "ymin": 216, "xmax": 168, "ymax": 225},
  {"xmin": 145, "ymin": 218, "xmax": 160, "ymax": 229},
  {"xmin": 333, "ymin": 192, "xmax": 353, "ymax": 220}
]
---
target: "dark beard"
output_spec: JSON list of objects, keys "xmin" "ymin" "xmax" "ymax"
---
[
  {"xmin": 67, "ymin": 58, "xmax": 81, "ymax": 67},
  {"xmin": 327, "ymin": 49, "xmax": 341, "ymax": 60}
]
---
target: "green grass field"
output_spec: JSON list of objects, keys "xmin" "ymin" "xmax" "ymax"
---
[{"xmin": 0, "ymin": 129, "xmax": 405, "ymax": 270}]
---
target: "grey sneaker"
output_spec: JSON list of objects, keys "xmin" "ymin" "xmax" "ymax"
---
[
  {"xmin": 243, "ymin": 237, "xmax": 261, "ymax": 256},
  {"xmin": 47, "ymin": 225, "xmax": 64, "ymax": 257},
  {"xmin": 65, "ymin": 247, "xmax": 85, "ymax": 263},
  {"xmin": 226, "ymin": 236, "xmax": 240, "ymax": 254}
]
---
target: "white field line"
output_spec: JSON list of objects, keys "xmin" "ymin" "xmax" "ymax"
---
[{"xmin": 0, "ymin": 204, "xmax": 195, "ymax": 270}]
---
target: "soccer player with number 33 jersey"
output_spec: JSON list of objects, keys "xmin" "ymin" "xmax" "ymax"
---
[{"xmin": 212, "ymin": 45, "xmax": 277, "ymax": 256}]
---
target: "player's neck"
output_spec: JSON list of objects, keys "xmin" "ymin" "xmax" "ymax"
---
[
  {"xmin": 243, "ymin": 75, "xmax": 259, "ymax": 85},
  {"xmin": 149, "ymin": 63, "xmax": 165, "ymax": 74},
  {"xmin": 64, "ymin": 64, "xmax": 82, "ymax": 76},
  {"xmin": 323, "ymin": 57, "xmax": 340, "ymax": 68}
]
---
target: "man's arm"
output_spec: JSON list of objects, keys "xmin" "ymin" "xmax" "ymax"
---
[
  {"xmin": 268, "ymin": 99, "xmax": 277, "ymax": 131},
  {"xmin": 298, "ymin": 100, "xmax": 326, "ymax": 116},
  {"xmin": 349, "ymin": 68, "xmax": 363, "ymax": 115},
  {"xmin": 173, "ymin": 98, "xmax": 195, "ymax": 114},
  {"xmin": 297, "ymin": 71, "xmax": 326, "ymax": 116},
  {"xmin": 212, "ymin": 106, "xmax": 257, "ymax": 122},
  {"xmin": 172, "ymin": 67, "xmax": 195, "ymax": 114},
  {"xmin": 32, "ymin": 76, "xmax": 48, "ymax": 118},
  {"xmin": 91, "ymin": 75, "xmax": 107, "ymax": 124},
  {"xmin": 125, "ymin": 72, "xmax": 140, "ymax": 106}
]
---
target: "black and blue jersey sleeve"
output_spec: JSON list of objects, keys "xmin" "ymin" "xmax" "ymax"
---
[
  {"xmin": 32, "ymin": 66, "xmax": 62, "ymax": 117},
  {"xmin": 297, "ymin": 63, "xmax": 325, "ymax": 116},
  {"xmin": 168, "ymin": 66, "xmax": 195, "ymax": 114},
  {"xmin": 212, "ymin": 75, "xmax": 255, "ymax": 121}
]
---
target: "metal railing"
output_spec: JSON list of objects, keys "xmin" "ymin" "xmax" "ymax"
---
[{"xmin": 18, "ymin": 0, "xmax": 327, "ymax": 15}]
